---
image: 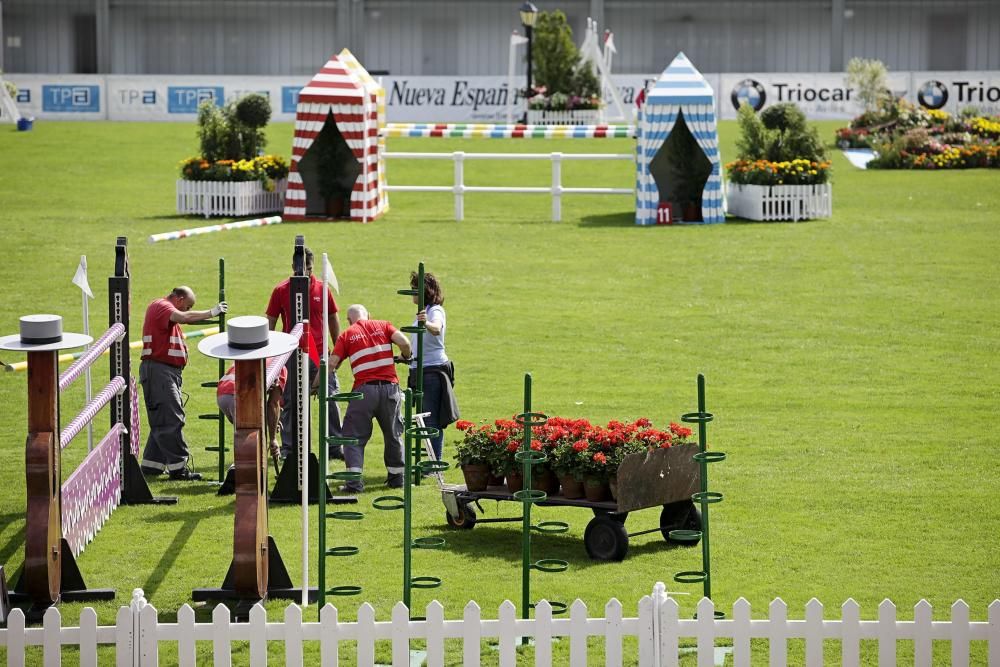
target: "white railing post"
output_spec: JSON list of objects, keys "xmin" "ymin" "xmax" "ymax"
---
[
  {"xmin": 453, "ymin": 151, "xmax": 465, "ymax": 221},
  {"xmin": 551, "ymin": 152, "xmax": 562, "ymax": 221}
]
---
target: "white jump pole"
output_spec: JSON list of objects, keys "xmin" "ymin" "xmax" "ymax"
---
[
  {"xmin": 507, "ymin": 31, "xmax": 528, "ymax": 124},
  {"xmin": 300, "ymin": 323, "xmax": 310, "ymax": 607}
]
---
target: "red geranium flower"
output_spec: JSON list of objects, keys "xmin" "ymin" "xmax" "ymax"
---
[{"xmin": 456, "ymin": 420, "xmax": 474, "ymax": 431}]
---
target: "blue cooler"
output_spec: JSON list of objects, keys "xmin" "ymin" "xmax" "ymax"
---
[{"xmin": 16, "ymin": 117, "xmax": 33, "ymax": 131}]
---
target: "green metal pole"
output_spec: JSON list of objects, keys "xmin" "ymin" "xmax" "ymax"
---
[
  {"xmin": 521, "ymin": 373, "xmax": 532, "ymax": 638},
  {"xmin": 413, "ymin": 263, "xmax": 425, "ymax": 485},
  {"xmin": 697, "ymin": 374, "xmax": 712, "ymax": 601},
  {"xmin": 317, "ymin": 358, "xmax": 328, "ymax": 614},
  {"xmin": 217, "ymin": 257, "xmax": 226, "ymax": 483},
  {"xmin": 403, "ymin": 389, "xmax": 413, "ymax": 611}
]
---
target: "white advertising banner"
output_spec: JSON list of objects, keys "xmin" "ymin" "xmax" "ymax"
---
[
  {"xmin": 6, "ymin": 75, "xmax": 106, "ymax": 120},
  {"xmin": 718, "ymin": 72, "xmax": 911, "ymax": 120},
  {"xmin": 910, "ymin": 72, "xmax": 1000, "ymax": 117},
  {"xmin": 7, "ymin": 72, "xmax": 1000, "ymax": 122}
]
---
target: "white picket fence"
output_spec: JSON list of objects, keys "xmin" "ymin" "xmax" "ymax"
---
[
  {"xmin": 384, "ymin": 151, "xmax": 633, "ymax": 222},
  {"xmin": 175, "ymin": 179, "xmax": 287, "ymax": 218},
  {"xmin": 725, "ymin": 182, "xmax": 833, "ymax": 222},
  {"xmin": 2, "ymin": 584, "xmax": 998, "ymax": 666},
  {"xmin": 527, "ymin": 109, "xmax": 602, "ymax": 126}
]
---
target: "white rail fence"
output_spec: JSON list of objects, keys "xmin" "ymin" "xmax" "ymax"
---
[
  {"xmin": 176, "ymin": 179, "xmax": 288, "ymax": 218},
  {"xmin": 384, "ymin": 151, "xmax": 633, "ymax": 222},
  {"xmin": 1, "ymin": 585, "xmax": 998, "ymax": 666}
]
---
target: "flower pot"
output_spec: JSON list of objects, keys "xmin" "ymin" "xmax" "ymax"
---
[
  {"xmin": 531, "ymin": 466, "xmax": 560, "ymax": 496},
  {"xmin": 488, "ymin": 472, "xmax": 505, "ymax": 488},
  {"xmin": 506, "ymin": 470, "xmax": 524, "ymax": 494},
  {"xmin": 583, "ymin": 476, "xmax": 610, "ymax": 502},
  {"xmin": 461, "ymin": 463, "xmax": 491, "ymax": 492},
  {"xmin": 558, "ymin": 473, "xmax": 584, "ymax": 499}
]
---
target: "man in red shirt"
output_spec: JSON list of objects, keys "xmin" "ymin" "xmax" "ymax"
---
[
  {"xmin": 265, "ymin": 247, "xmax": 342, "ymax": 460},
  {"xmin": 329, "ymin": 304, "xmax": 413, "ymax": 492},
  {"xmin": 140, "ymin": 286, "xmax": 227, "ymax": 480},
  {"xmin": 217, "ymin": 363, "xmax": 287, "ymax": 468}
]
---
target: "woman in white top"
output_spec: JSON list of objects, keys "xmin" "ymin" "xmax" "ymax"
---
[{"xmin": 408, "ymin": 271, "xmax": 453, "ymax": 461}]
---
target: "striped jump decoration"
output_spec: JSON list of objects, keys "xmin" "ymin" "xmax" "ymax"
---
[
  {"xmin": 383, "ymin": 123, "xmax": 635, "ymax": 139},
  {"xmin": 2, "ymin": 238, "xmax": 175, "ymax": 615},
  {"xmin": 147, "ymin": 216, "xmax": 282, "ymax": 244}
]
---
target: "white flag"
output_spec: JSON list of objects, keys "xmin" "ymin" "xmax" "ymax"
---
[
  {"xmin": 72, "ymin": 255, "xmax": 94, "ymax": 299},
  {"xmin": 603, "ymin": 31, "xmax": 617, "ymax": 54},
  {"xmin": 322, "ymin": 255, "xmax": 340, "ymax": 294},
  {"xmin": 511, "ymin": 31, "xmax": 529, "ymax": 46}
]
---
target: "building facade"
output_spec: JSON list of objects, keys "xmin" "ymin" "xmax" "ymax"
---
[{"xmin": 2, "ymin": 0, "xmax": 998, "ymax": 77}]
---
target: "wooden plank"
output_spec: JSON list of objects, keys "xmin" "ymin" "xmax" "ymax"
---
[
  {"xmin": 320, "ymin": 604, "xmax": 339, "ymax": 667},
  {"xmin": 425, "ymin": 601, "xmax": 446, "ymax": 667},
  {"xmin": 804, "ymin": 599, "xmax": 823, "ymax": 666},
  {"xmin": 42, "ymin": 606, "xmax": 60, "ymax": 667},
  {"xmin": 604, "ymin": 598, "xmax": 623, "ymax": 667},
  {"xmin": 615, "ymin": 444, "xmax": 702, "ymax": 513},
  {"xmin": 79, "ymin": 607, "xmax": 98, "ymax": 667},
  {"xmin": 177, "ymin": 604, "xmax": 197, "ymax": 667},
  {"xmin": 569, "ymin": 600, "xmax": 588, "ymax": 666},
  {"xmin": 732, "ymin": 598, "xmax": 752, "ymax": 667}
]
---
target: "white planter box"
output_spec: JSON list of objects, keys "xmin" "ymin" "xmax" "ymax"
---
[
  {"xmin": 725, "ymin": 183, "xmax": 832, "ymax": 222},
  {"xmin": 526, "ymin": 109, "xmax": 601, "ymax": 126},
  {"xmin": 176, "ymin": 178, "xmax": 287, "ymax": 218}
]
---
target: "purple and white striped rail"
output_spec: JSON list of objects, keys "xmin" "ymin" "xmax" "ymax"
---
[
  {"xmin": 266, "ymin": 322, "xmax": 304, "ymax": 389},
  {"xmin": 60, "ymin": 375, "xmax": 126, "ymax": 448},
  {"xmin": 58, "ymin": 323, "xmax": 126, "ymax": 391},
  {"xmin": 130, "ymin": 375, "xmax": 140, "ymax": 457},
  {"xmin": 62, "ymin": 422, "xmax": 125, "ymax": 557}
]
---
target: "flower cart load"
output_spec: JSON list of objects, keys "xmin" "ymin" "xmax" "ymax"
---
[{"xmin": 442, "ymin": 416, "xmax": 703, "ymax": 561}]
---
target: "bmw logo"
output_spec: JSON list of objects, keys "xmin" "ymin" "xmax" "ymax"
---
[
  {"xmin": 917, "ymin": 80, "xmax": 948, "ymax": 110},
  {"xmin": 731, "ymin": 79, "xmax": 766, "ymax": 112}
]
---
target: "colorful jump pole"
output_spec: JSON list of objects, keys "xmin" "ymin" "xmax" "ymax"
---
[
  {"xmin": 382, "ymin": 123, "xmax": 635, "ymax": 139},
  {"xmin": 147, "ymin": 216, "xmax": 282, "ymax": 244}
]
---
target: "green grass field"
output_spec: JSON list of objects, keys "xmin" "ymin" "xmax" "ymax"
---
[{"xmin": 0, "ymin": 119, "xmax": 998, "ymax": 665}]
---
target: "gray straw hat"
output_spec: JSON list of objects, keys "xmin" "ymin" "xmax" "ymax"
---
[
  {"xmin": 0, "ymin": 314, "xmax": 93, "ymax": 352},
  {"xmin": 198, "ymin": 315, "xmax": 298, "ymax": 361}
]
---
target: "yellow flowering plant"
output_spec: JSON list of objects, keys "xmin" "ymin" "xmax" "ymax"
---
[
  {"xmin": 179, "ymin": 155, "xmax": 289, "ymax": 188},
  {"xmin": 725, "ymin": 158, "xmax": 831, "ymax": 186}
]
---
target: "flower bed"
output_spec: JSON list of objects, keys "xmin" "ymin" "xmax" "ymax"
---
[
  {"xmin": 177, "ymin": 155, "xmax": 289, "ymax": 217},
  {"xmin": 726, "ymin": 182, "xmax": 832, "ymax": 222}
]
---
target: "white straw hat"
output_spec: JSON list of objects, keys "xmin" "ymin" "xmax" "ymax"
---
[
  {"xmin": 198, "ymin": 315, "xmax": 298, "ymax": 361},
  {"xmin": 0, "ymin": 314, "xmax": 93, "ymax": 352}
]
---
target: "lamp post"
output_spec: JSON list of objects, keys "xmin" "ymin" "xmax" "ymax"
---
[{"xmin": 519, "ymin": 1, "xmax": 538, "ymax": 124}]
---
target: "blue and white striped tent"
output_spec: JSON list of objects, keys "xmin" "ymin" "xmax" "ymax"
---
[{"xmin": 635, "ymin": 53, "xmax": 724, "ymax": 225}]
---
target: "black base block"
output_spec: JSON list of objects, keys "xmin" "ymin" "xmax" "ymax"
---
[
  {"xmin": 121, "ymin": 454, "xmax": 178, "ymax": 505},
  {"xmin": 270, "ymin": 452, "xmax": 332, "ymax": 504},
  {"xmin": 192, "ymin": 536, "xmax": 315, "ymax": 607}
]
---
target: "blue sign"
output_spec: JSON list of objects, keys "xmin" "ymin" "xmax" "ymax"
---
[
  {"xmin": 167, "ymin": 86, "xmax": 224, "ymax": 114},
  {"xmin": 42, "ymin": 85, "xmax": 100, "ymax": 112},
  {"xmin": 282, "ymin": 86, "xmax": 301, "ymax": 114}
]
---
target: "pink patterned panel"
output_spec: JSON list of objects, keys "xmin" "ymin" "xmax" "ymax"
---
[{"xmin": 62, "ymin": 423, "xmax": 124, "ymax": 557}]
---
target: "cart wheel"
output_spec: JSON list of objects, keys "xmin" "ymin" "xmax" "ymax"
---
[
  {"xmin": 591, "ymin": 509, "xmax": 629, "ymax": 523},
  {"xmin": 445, "ymin": 505, "xmax": 477, "ymax": 530},
  {"xmin": 660, "ymin": 500, "xmax": 702, "ymax": 545},
  {"xmin": 584, "ymin": 515, "xmax": 629, "ymax": 561}
]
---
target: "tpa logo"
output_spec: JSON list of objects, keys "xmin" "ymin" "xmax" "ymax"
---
[
  {"xmin": 42, "ymin": 85, "xmax": 100, "ymax": 112},
  {"xmin": 167, "ymin": 86, "xmax": 223, "ymax": 114},
  {"xmin": 917, "ymin": 80, "xmax": 948, "ymax": 110},
  {"xmin": 731, "ymin": 79, "xmax": 766, "ymax": 112},
  {"xmin": 282, "ymin": 86, "xmax": 301, "ymax": 114}
]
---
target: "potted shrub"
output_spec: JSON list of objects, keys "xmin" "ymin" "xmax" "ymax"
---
[
  {"xmin": 525, "ymin": 10, "xmax": 602, "ymax": 125},
  {"xmin": 725, "ymin": 102, "xmax": 833, "ymax": 221},
  {"xmin": 176, "ymin": 93, "xmax": 289, "ymax": 217}
]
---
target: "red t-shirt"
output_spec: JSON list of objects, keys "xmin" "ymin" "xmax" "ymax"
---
[
  {"xmin": 265, "ymin": 275, "xmax": 338, "ymax": 350},
  {"xmin": 333, "ymin": 319, "xmax": 399, "ymax": 390},
  {"xmin": 141, "ymin": 298, "xmax": 187, "ymax": 367},
  {"xmin": 217, "ymin": 364, "xmax": 287, "ymax": 397}
]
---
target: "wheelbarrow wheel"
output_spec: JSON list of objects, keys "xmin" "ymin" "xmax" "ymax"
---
[
  {"xmin": 660, "ymin": 499, "xmax": 702, "ymax": 545},
  {"xmin": 584, "ymin": 515, "xmax": 629, "ymax": 561},
  {"xmin": 445, "ymin": 504, "xmax": 477, "ymax": 530}
]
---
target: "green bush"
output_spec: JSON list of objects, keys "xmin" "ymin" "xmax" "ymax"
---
[
  {"xmin": 846, "ymin": 57, "xmax": 890, "ymax": 114},
  {"xmin": 734, "ymin": 102, "xmax": 826, "ymax": 163},
  {"xmin": 531, "ymin": 11, "xmax": 600, "ymax": 101},
  {"xmin": 194, "ymin": 93, "xmax": 273, "ymax": 163}
]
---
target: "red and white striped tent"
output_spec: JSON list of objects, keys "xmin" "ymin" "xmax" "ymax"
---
[{"xmin": 283, "ymin": 51, "xmax": 385, "ymax": 222}]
